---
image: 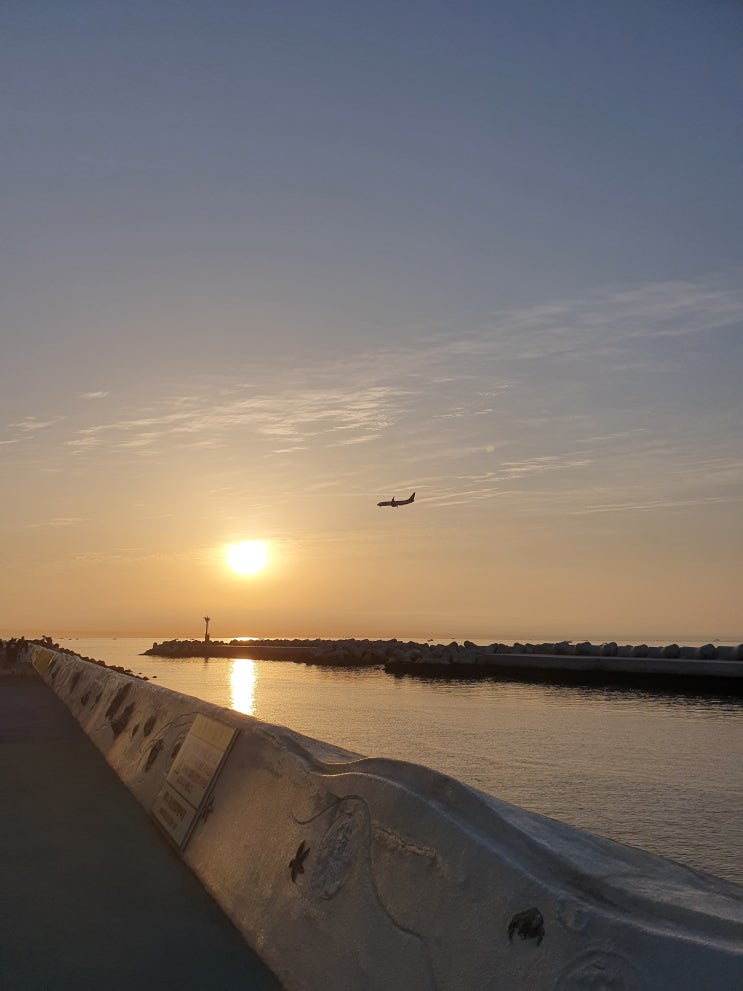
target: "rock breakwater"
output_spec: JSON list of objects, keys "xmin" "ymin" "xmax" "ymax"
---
[{"xmin": 145, "ymin": 637, "xmax": 743, "ymax": 691}]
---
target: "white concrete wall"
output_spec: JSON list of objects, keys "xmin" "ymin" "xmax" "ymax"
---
[{"xmin": 32, "ymin": 646, "xmax": 743, "ymax": 991}]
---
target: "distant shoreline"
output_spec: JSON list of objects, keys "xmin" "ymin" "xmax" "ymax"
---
[{"xmin": 9, "ymin": 629, "xmax": 743, "ymax": 647}]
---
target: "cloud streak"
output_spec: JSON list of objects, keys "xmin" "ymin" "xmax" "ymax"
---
[
  {"xmin": 11, "ymin": 418, "xmax": 59, "ymax": 432},
  {"xmin": 7, "ymin": 273, "xmax": 742, "ymax": 522},
  {"xmin": 28, "ymin": 517, "xmax": 88, "ymax": 528},
  {"xmin": 63, "ymin": 384, "xmax": 410, "ymax": 456}
]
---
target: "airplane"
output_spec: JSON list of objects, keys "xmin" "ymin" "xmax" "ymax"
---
[{"xmin": 377, "ymin": 491, "xmax": 415, "ymax": 508}]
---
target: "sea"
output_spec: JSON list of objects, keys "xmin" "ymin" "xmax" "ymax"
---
[{"xmin": 57, "ymin": 635, "xmax": 743, "ymax": 887}]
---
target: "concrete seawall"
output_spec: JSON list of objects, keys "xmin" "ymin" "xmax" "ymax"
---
[{"xmin": 30, "ymin": 644, "xmax": 743, "ymax": 990}]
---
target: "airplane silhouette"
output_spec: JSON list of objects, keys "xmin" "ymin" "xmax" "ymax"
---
[{"xmin": 377, "ymin": 492, "xmax": 415, "ymax": 508}]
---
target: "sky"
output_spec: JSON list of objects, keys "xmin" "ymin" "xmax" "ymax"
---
[{"xmin": 2, "ymin": 0, "xmax": 742, "ymax": 642}]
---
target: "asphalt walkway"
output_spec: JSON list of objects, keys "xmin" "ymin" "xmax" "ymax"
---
[{"xmin": 0, "ymin": 673, "xmax": 283, "ymax": 990}]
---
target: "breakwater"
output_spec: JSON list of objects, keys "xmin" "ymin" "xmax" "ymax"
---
[
  {"xmin": 28, "ymin": 642, "xmax": 743, "ymax": 990},
  {"xmin": 145, "ymin": 637, "xmax": 743, "ymax": 691}
]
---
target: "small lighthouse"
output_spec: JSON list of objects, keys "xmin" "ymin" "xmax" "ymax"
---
[{"xmin": 203, "ymin": 615, "xmax": 211, "ymax": 643}]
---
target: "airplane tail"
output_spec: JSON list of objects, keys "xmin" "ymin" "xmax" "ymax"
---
[{"xmin": 410, "ymin": 492, "xmax": 415, "ymax": 502}]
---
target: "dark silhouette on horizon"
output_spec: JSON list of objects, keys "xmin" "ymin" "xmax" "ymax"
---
[{"xmin": 377, "ymin": 491, "xmax": 415, "ymax": 508}]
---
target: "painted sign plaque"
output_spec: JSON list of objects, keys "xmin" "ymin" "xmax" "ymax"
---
[
  {"xmin": 151, "ymin": 783, "xmax": 198, "ymax": 849},
  {"xmin": 166, "ymin": 714, "xmax": 237, "ymax": 808},
  {"xmin": 30, "ymin": 645, "xmax": 56, "ymax": 676},
  {"xmin": 152, "ymin": 714, "xmax": 237, "ymax": 849}
]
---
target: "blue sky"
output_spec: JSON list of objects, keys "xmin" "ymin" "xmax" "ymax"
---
[{"xmin": 2, "ymin": 1, "xmax": 741, "ymax": 639}]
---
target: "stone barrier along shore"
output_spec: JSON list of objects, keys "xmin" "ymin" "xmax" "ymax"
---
[
  {"xmin": 145, "ymin": 640, "xmax": 323, "ymax": 662},
  {"xmin": 28, "ymin": 645, "xmax": 743, "ymax": 990},
  {"xmin": 146, "ymin": 637, "xmax": 743, "ymax": 687},
  {"xmin": 147, "ymin": 636, "xmax": 743, "ymax": 662}
]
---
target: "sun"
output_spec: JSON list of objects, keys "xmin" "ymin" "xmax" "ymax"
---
[{"xmin": 226, "ymin": 540, "xmax": 269, "ymax": 576}]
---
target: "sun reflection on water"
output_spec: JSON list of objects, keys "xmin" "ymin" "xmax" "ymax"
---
[{"xmin": 229, "ymin": 658, "xmax": 256, "ymax": 715}]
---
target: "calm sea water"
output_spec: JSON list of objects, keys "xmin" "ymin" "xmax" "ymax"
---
[{"xmin": 58, "ymin": 636, "xmax": 743, "ymax": 886}]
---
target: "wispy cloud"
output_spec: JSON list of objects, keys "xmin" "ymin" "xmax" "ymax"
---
[
  {"xmin": 11, "ymin": 418, "xmax": 59, "ymax": 432},
  {"xmin": 80, "ymin": 391, "xmax": 110, "ymax": 400},
  {"xmin": 480, "ymin": 276, "xmax": 743, "ymax": 361},
  {"xmin": 572, "ymin": 495, "xmax": 734, "ymax": 515},
  {"xmin": 357, "ymin": 274, "xmax": 743, "ymax": 375},
  {"xmin": 9, "ymin": 273, "xmax": 741, "ymax": 523},
  {"xmin": 411, "ymin": 453, "xmax": 597, "ymax": 507},
  {"xmin": 63, "ymin": 383, "xmax": 410, "ymax": 457},
  {"xmin": 28, "ymin": 517, "xmax": 87, "ymax": 528},
  {"xmin": 499, "ymin": 456, "xmax": 594, "ymax": 478},
  {"xmin": 332, "ymin": 433, "xmax": 381, "ymax": 447},
  {"xmin": 64, "ymin": 434, "xmax": 103, "ymax": 451},
  {"xmin": 271, "ymin": 445, "xmax": 308, "ymax": 455}
]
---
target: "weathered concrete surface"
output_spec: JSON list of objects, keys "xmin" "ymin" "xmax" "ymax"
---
[
  {"xmin": 33, "ymin": 646, "xmax": 743, "ymax": 991},
  {"xmin": 0, "ymin": 674, "xmax": 282, "ymax": 991}
]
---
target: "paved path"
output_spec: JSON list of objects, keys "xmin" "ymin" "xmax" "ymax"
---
[{"xmin": 0, "ymin": 675, "xmax": 283, "ymax": 990}]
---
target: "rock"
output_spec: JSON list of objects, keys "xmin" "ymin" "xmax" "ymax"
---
[
  {"xmin": 699, "ymin": 643, "xmax": 717, "ymax": 660},
  {"xmin": 662, "ymin": 644, "xmax": 680, "ymax": 658},
  {"xmin": 452, "ymin": 651, "xmax": 474, "ymax": 665},
  {"xmin": 631, "ymin": 644, "xmax": 649, "ymax": 658},
  {"xmin": 601, "ymin": 642, "xmax": 618, "ymax": 657}
]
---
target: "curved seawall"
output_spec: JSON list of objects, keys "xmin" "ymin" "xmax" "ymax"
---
[{"xmin": 30, "ymin": 644, "xmax": 743, "ymax": 991}]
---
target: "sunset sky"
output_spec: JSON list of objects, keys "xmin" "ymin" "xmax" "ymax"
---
[{"xmin": 3, "ymin": 1, "xmax": 741, "ymax": 642}]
